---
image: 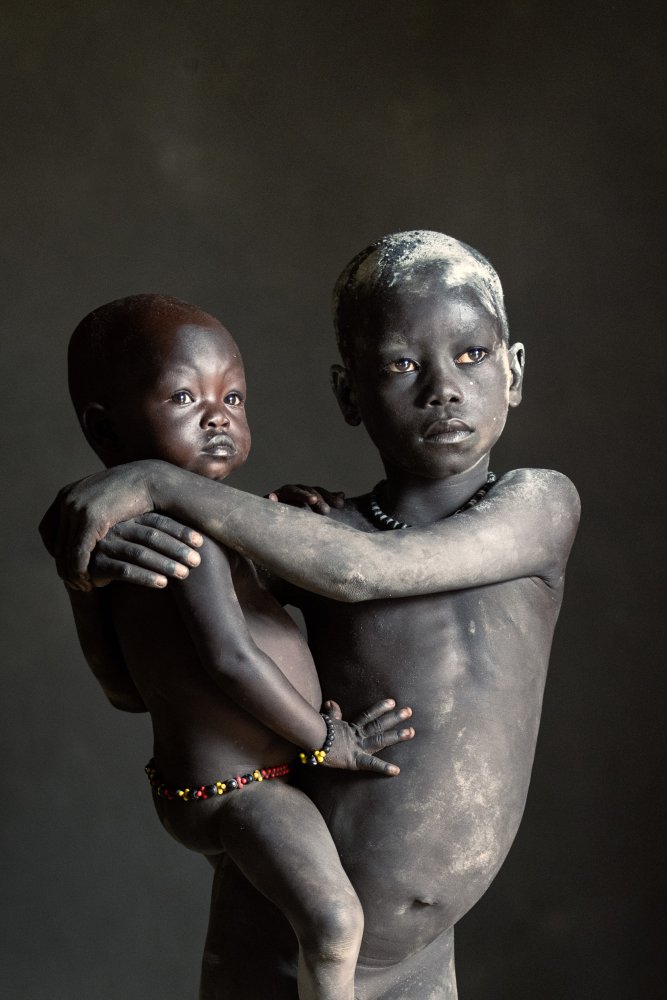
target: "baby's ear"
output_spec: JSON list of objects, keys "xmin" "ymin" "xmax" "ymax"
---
[
  {"xmin": 81, "ymin": 403, "xmax": 119, "ymax": 457},
  {"xmin": 330, "ymin": 365, "xmax": 362, "ymax": 426},
  {"xmin": 508, "ymin": 343, "xmax": 525, "ymax": 407}
]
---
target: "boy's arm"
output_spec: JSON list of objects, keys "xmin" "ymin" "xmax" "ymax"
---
[
  {"xmin": 66, "ymin": 588, "xmax": 147, "ymax": 713},
  {"xmin": 171, "ymin": 537, "xmax": 412, "ymax": 771},
  {"xmin": 43, "ymin": 461, "xmax": 580, "ymax": 600}
]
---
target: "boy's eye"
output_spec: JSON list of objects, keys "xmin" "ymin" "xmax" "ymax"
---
[
  {"xmin": 171, "ymin": 390, "xmax": 194, "ymax": 405},
  {"xmin": 224, "ymin": 392, "xmax": 244, "ymax": 406},
  {"xmin": 384, "ymin": 358, "xmax": 419, "ymax": 374},
  {"xmin": 456, "ymin": 348, "xmax": 488, "ymax": 365}
]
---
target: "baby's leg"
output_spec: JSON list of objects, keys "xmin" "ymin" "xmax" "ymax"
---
[
  {"xmin": 216, "ymin": 780, "xmax": 363, "ymax": 1000},
  {"xmin": 201, "ymin": 856, "xmax": 298, "ymax": 999}
]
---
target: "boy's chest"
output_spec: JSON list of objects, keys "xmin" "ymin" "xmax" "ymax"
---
[{"xmin": 298, "ymin": 578, "xmax": 555, "ymax": 710}]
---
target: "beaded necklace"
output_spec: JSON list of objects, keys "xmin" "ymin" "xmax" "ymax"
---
[{"xmin": 368, "ymin": 472, "xmax": 497, "ymax": 531}]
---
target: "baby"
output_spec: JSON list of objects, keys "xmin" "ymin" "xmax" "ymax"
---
[{"xmin": 64, "ymin": 293, "xmax": 415, "ymax": 1000}]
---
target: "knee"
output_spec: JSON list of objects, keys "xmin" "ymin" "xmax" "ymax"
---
[{"xmin": 300, "ymin": 892, "xmax": 364, "ymax": 964}]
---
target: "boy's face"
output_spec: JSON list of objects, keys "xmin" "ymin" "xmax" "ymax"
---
[
  {"xmin": 108, "ymin": 319, "xmax": 250, "ymax": 481},
  {"xmin": 334, "ymin": 279, "xmax": 523, "ymax": 482}
]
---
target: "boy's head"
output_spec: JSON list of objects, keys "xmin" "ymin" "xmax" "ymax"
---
[
  {"xmin": 330, "ymin": 231, "xmax": 524, "ymax": 481},
  {"xmin": 68, "ymin": 294, "xmax": 250, "ymax": 481}
]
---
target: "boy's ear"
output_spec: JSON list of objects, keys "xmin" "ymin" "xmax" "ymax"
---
[
  {"xmin": 81, "ymin": 403, "xmax": 119, "ymax": 457},
  {"xmin": 330, "ymin": 364, "xmax": 362, "ymax": 426},
  {"xmin": 508, "ymin": 343, "xmax": 525, "ymax": 407}
]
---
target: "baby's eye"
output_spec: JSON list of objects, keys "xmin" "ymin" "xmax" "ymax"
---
[
  {"xmin": 384, "ymin": 358, "xmax": 419, "ymax": 374},
  {"xmin": 171, "ymin": 390, "xmax": 194, "ymax": 405},
  {"xmin": 456, "ymin": 348, "xmax": 488, "ymax": 365},
  {"xmin": 224, "ymin": 391, "xmax": 244, "ymax": 406}
]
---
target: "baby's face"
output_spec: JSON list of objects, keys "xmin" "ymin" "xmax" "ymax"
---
[
  {"xmin": 112, "ymin": 319, "xmax": 250, "ymax": 481},
  {"xmin": 344, "ymin": 280, "xmax": 521, "ymax": 481}
]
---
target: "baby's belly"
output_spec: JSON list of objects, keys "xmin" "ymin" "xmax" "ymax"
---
[{"xmin": 111, "ymin": 585, "xmax": 321, "ymax": 782}]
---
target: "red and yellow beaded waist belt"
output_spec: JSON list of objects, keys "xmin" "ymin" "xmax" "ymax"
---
[{"xmin": 145, "ymin": 758, "xmax": 292, "ymax": 803}]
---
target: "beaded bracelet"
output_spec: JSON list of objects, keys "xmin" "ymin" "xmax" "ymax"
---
[{"xmin": 299, "ymin": 713, "xmax": 336, "ymax": 766}]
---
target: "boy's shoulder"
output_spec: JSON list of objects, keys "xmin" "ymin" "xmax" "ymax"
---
[
  {"xmin": 501, "ymin": 467, "xmax": 580, "ymax": 512},
  {"xmin": 339, "ymin": 468, "xmax": 580, "ymax": 524},
  {"xmin": 499, "ymin": 468, "xmax": 580, "ymax": 583}
]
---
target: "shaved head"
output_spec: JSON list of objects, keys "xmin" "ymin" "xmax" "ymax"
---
[
  {"xmin": 333, "ymin": 231, "xmax": 509, "ymax": 368},
  {"xmin": 68, "ymin": 294, "xmax": 220, "ymax": 419}
]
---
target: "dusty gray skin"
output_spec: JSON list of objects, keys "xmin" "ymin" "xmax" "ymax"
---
[{"xmin": 42, "ymin": 232, "xmax": 580, "ymax": 999}]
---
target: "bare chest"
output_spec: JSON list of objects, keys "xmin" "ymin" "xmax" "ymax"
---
[{"xmin": 299, "ymin": 578, "xmax": 558, "ymax": 715}]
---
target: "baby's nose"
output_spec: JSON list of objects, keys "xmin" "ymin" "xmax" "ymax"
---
[{"xmin": 203, "ymin": 405, "xmax": 229, "ymax": 428}]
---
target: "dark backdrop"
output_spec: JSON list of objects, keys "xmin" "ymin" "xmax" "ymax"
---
[{"xmin": 1, "ymin": 3, "xmax": 663, "ymax": 998}]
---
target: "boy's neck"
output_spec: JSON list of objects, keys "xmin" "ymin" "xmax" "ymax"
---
[{"xmin": 375, "ymin": 460, "xmax": 492, "ymax": 527}]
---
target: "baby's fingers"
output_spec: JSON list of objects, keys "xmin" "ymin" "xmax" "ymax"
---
[
  {"xmin": 362, "ymin": 723, "xmax": 415, "ymax": 754},
  {"xmin": 352, "ymin": 698, "xmax": 397, "ymax": 725},
  {"xmin": 265, "ymin": 484, "xmax": 344, "ymax": 515},
  {"xmin": 354, "ymin": 753, "xmax": 401, "ymax": 777},
  {"xmin": 312, "ymin": 487, "xmax": 346, "ymax": 511},
  {"xmin": 361, "ymin": 705, "xmax": 413, "ymax": 739}
]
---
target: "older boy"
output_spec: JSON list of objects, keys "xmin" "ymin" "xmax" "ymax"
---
[{"xmin": 44, "ymin": 232, "xmax": 579, "ymax": 998}]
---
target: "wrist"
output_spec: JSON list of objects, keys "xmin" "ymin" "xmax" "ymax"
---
[
  {"xmin": 299, "ymin": 713, "xmax": 335, "ymax": 766},
  {"xmin": 144, "ymin": 460, "xmax": 176, "ymax": 511}
]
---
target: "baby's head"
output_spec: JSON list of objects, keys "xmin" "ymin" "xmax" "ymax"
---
[
  {"xmin": 68, "ymin": 294, "xmax": 250, "ymax": 481},
  {"xmin": 330, "ymin": 231, "xmax": 524, "ymax": 481}
]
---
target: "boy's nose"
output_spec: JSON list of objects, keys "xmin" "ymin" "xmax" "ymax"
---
[{"xmin": 421, "ymin": 366, "xmax": 464, "ymax": 406}]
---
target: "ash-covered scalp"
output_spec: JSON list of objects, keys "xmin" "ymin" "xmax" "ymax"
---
[{"xmin": 333, "ymin": 230, "xmax": 509, "ymax": 367}]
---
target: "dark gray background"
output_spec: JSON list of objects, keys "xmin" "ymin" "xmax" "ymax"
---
[{"xmin": 2, "ymin": 2, "xmax": 663, "ymax": 997}]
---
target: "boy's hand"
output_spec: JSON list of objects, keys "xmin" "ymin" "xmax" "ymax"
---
[
  {"xmin": 319, "ymin": 698, "xmax": 414, "ymax": 776},
  {"xmin": 38, "ymin": 461, "xmax": 190, "ymax": 589},
  {"xmin": 87, "ymin": 514, "xmax": 203, "ymax": 589},
  {"xmin": 266, "ymin": 484, "xmax": 345, "ymax": 516}
]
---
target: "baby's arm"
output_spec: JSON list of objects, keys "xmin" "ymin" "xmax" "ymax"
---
[
  {"xmin": 171, "ymin": 536, "xmax": 413, "ymax": 772},
  {"xmin": 66, "ymin": 588, "xmax": 146, "ymax": 712}
]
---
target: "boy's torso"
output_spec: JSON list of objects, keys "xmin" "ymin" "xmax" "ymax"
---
[{"xmin": 292, "ymin": 497, "xmax": 563, "ymax": 963}]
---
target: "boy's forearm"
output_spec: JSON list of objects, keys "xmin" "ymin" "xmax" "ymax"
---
[
  {"xmin": 150, "ymin": 466, "xmax": 579, "ymax": 600},
  {"xmin": 66, "ymin": 462, "xmax": 578, "ymax": 599},
  {"xmin": 148, "ymin": 467, "xmax": 375, "ymax": 599}
]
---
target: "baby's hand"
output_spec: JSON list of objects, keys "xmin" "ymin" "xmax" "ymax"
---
[
  {"xmin": 318, "ymin": 699, "xmax": 414, "ymax": 776},
  {"xmin": 266, "ymin": 484, "xmax": 345, "ymax": 516}
]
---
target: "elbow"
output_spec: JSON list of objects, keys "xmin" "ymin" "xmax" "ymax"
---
[
  {"xmin": 326, "ymin": 570, "xmax": 380, "ymax": 604},
  {"xmin": 106, "ymin": 689, "xmax": 147, "ymax": 713}
]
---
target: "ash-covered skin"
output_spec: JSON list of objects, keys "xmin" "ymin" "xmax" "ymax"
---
[
  {"xmin": 334, "ymin": 231, "xmax": 509, "ymax": 373},
  {"xmin": 43, "ymin": 233, "xmax": 580, "ymax": 999},
  {"xmin": 152, "ymin": 235, "xmax": 577, "ymax": 998}
]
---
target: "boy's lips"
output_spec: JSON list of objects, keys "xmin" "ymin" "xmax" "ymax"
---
[
  {"xmin": 422, "ymin": 418, "xmax": 473, "ymax": 444},
  {"xmin": 201, "ymin": 433, "xmax": 237, "ymax": 456}
]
